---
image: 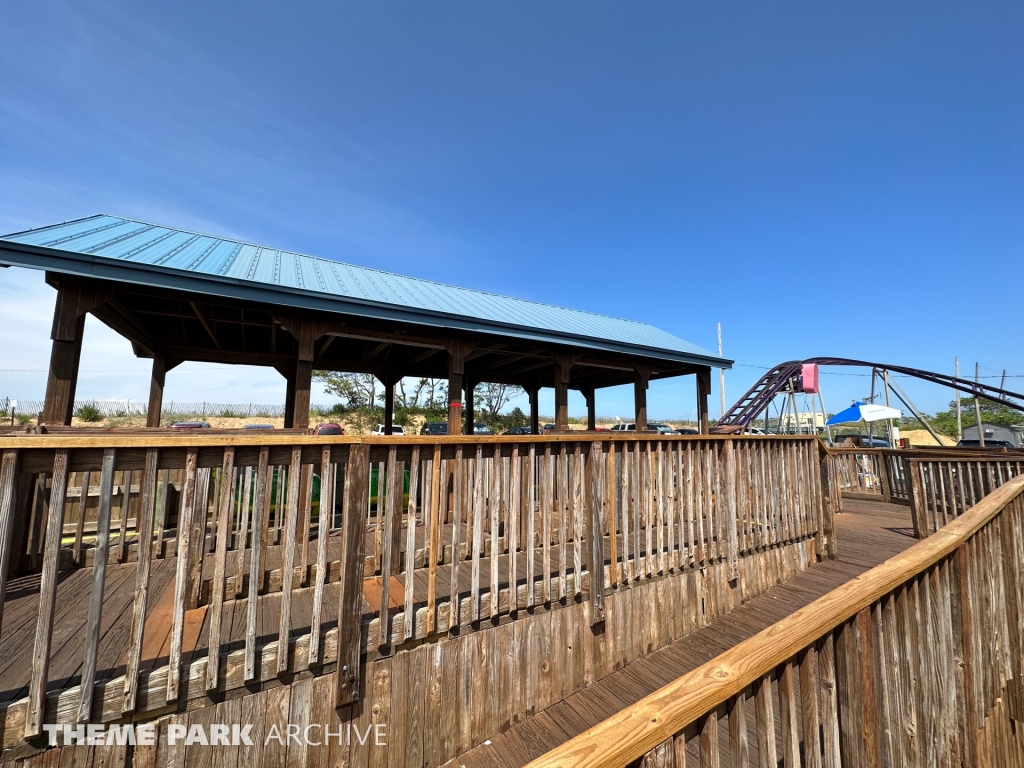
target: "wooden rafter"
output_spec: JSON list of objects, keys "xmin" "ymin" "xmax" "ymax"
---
[{"xmin": 189, "ymin": 302, "xmax": 221, "ymax": 349}]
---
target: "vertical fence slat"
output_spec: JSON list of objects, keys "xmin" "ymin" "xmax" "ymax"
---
[
  {"xmin": 25, "ymin": 448, "xmax": 68, "ymax": 738},
  {"xmin": 509, "ymin": 444, "xmax": 521, "ymax": 614},
  {"xmin": 123, "ymin": 447, "xmax": 160, "ymax": 712},
  {"xmin": 379, "ymin": 447, "xmax": 399, "ymax": 648},
  {"xmin": 244, "ymin": 446, "xmax": 270, "ymax": 682},
  {"xmin": 79, "ymin": 448, "xmax": 116, "ymax": 721},
  {"xmin": 406, "ymin": 446, "xmax": 421, "ymax": 638},
  {"xmin": 165, "ymin": 447, "xmax": 198, "ymax": 703},
  {"xmin": 235, "ymin": 466, "xmax": 252, "ymax": 597},
  {"xmin": 490, "ymin": 444, "xmax": 502, "ymax": 619},
  {"xmin": 336, "ymin": 444, "xmax": 369, "ymax": 706},
  {"xmin": 729, "ymin": 691, "xmax": 749, "ymax": 768},
  {"xmin": 587, "ymin": 441, "xmax": 605, "ymax": 624},
  {"xmin": 73, "ymin": 470, "xmax": 89, "ymax": 565},
  {"xmin": 206, "ymin": 447, "xmax": 235, "ymax": 689},
  {"xmin": 278, "ymin": 447, "xmax": 303, "ymax": 671},
  {"xmin": 799, "ymin": 645, "xmax": 822, "ymax": 768},
  {"xmin": 309, "ymin": 448, "xmax": 334, "ymax": 665},
  {"xmin": 427, "ymin": 445, "xmax": 441, "ymax": 633},
  {"xmin": 755, "ymin": 673, "xmax": 776, "ymax": 768},
  {"xmin": 448, "ymin": 447, "xmax": 464, "ymax": 629}
]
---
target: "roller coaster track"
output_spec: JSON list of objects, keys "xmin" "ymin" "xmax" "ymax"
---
[{"xmin": 712, "ymin": 357, "xmax": 1024, "ymax": 433}]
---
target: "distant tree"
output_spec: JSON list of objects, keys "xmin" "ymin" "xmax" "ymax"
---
[
  {"xmin": 932, "ymin": 397, "xmax": 1024, "ymax": 437},
  {"xmin": 313, "ymin": 371, "xmax": 378, "ymax": 408},
  {"xmin": 474, "ymin": 382, "xmax": 524, "ymax": 425}
]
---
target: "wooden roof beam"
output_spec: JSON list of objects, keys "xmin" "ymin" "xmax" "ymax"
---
[{"xmin": 189, "ymin": 301, "xmax": 221, "ymax": 349}]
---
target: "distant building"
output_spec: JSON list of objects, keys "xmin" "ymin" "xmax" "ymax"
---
[
  {"xmin": 779, "ymin": 411, "xmax": 825, "ymax": 433},
  {"xmin": 962, "ymin": 422, "xmax": 1023, "ymax": 448}
]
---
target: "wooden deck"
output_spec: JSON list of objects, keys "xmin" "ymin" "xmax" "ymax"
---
[{"xmin": 450, "ymin": 497, "xmax": 916, "ymax": 768}]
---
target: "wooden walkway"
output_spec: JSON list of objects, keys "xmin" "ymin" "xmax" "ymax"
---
[{"xmin": 449, "ymin": 497, "xmax": 917, "ymax": 768}]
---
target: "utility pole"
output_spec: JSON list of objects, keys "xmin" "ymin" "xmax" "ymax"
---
[
  {"xmin": 882, "ymin": 370, "xmax": 894, "ymax": 446},
  {"xmin": 718, "ymin": 323, "xmax": 726, "ymax": 419},
  {"xmin": 955, "ymin": 357, "xmax": 962, "ymax": 442},
  {"xmin": 975, "ymin": 363, "xmax": 985, "ymax": 448},
  {"xmin": 867, "ymin": 368, "xmax": 877, "ymax": 444}
]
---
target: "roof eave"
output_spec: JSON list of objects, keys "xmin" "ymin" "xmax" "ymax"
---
[{"xmin": 0, "ymin": 241, "xmax": 733, "ymax": 371}]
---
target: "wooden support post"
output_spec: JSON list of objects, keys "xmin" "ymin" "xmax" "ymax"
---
[
  {"xmin": 277, "ymin": 315, "xmax": 323, "ymax": 431},
  {"xmin": 529, "ymin": 384, "xmax": 540, "ymax": 435},
  {"xmin": 554, "ymin": 378, "xmax": 568, "ymax": 432},
  {"xmin": 465, "ymin": 376, "xmax": 475, "ymax": 435},
  {"xmin": 696, "ymin": 367, "xmax": 711, "ymax": 435},
  {"xmin": 582, "ymin": 387, "xmax": 596, "ymax": 431},
  {"xmin": 41, "ymin": 277, "xmax": 116, "ymax": 425},
  {"xmin": 382, "ymin": 372, "xmax": 396, "ymax": 435},
  {"xmin": 41, "ymin": 314, "xmax": 85, "ymax": 426},
  {"xmin": 634, "ymin": 365, "xmax": 651, "ymax": 432},
  {"xmin": 294, "ymin": 359, "xmax": 312, "ymax": 430},
  {"xmin": 443, "ymin": 338, "xmax": 475, "ymax": 437},
  {"xmin": 554, "ymin": 352, "xmax": 577, "ymax": 432},
  {"xmin": 283, "ymin": 364, "xmax": 297, "ymax": 429},
  {"xmin": 146, "ymin": 355, "xmax": 167, "ymax": 428}
]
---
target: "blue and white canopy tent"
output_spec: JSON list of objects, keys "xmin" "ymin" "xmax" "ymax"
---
[{"xmin": 826, "ymin": 402, "xmax": 903, "ymax": 426}]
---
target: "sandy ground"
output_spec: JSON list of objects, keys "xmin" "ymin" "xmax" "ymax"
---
[
  {"xmin": 64, "ymin": 413, "xmax": 700, "ymax": 434},
  {"xmin": 900, "ymin": 429, "xmax": 957, "ymax": 447}
]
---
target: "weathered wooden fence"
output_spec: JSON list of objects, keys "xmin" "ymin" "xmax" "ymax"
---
[
  {"xmin": 828, "ymin": 447, "xmax": 910, "ymax": 504},
  {"xmin": 0, "ymin": 433, "xmax": 832, "ymax": 749},
  {"xmin": 908, "ymin": 455, "xmax": 1024, "ymax": 538},
  {"xmin": 527, "ymin": 473, "xmax": 1024, "ymax": 768}
]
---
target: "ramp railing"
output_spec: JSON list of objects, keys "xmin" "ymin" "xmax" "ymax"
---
[{"xmin": 525, "ymin": 473, "xmax": 1024, "ymax": 768}]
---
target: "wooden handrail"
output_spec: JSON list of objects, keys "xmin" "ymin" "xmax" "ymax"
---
[
  {"xmin": 0, "ymin": 433, "xmax": 821, "ymax": 449},
  {"xmin": 524, "ymin": 473, "xmax": 1024, "ymax": 768}
]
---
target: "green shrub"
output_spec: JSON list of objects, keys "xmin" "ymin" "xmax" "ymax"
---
[{"xmin": 75, "ymin": 404, "xmax": 103, "ymax": 422}]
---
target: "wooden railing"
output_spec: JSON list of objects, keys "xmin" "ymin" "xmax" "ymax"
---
[
  {"xmin": 0, "ymin": 433, "xmax": 830, "ymax": 745},
  {"xmin": 828, "ymin": 447, "xmax": 910, "ymax": 504},
  {"xmin": 908, "ymin": 455, "xmax": 1024, "ymax": 538},
  {"xmin": 526, "ymin": 473, "xmax": 1024, "ymax": 767},
  {"xmin": 827, "ymin": 448, "xmax": 1024, "ymax": 537}
]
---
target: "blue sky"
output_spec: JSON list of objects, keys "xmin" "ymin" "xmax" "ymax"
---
[{"xmin": 1, "ymin": 1, "xmax": 1022, "ymax": 420}]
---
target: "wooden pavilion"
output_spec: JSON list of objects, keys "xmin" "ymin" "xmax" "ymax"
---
[{"xmin": 0, "ymin": 215, "xmax": 728, "ymax": 433}]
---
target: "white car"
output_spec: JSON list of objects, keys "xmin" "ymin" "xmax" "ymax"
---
[{"xmin": 371, "ymin": 424, "xmax": 405, "ymax": 435}]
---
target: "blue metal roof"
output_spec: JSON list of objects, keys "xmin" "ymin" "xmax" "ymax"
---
[{"xmin": 0, "ymin": 214, "xmax": 730, "ymax": 368}]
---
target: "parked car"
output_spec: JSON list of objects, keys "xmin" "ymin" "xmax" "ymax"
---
[
  {"xmin": 677, "ymin": 428, "xmax": 700, "ymax": 435},
  {"xmin": 542, "ymin": 423, "xmax": 557, "ymax": 431},
  {"xmin": 473, "ymin": 422, "xmax": 495, "ymax": 435},
  {"xmin": 244, "ymin": 423, "xmax": 274, "ymax": 430},
  {"xmin": 168, "ymin": 421, "xmax": 210, "ymax": 429},
  {"xmin": 371, "ymin": 424, "xmax": 406, "ymax": 435},
  {"xmin": 648, "ymin": 423, "xmax": 680, "ymax": 435},
  {"xmin": 504, "ymin": 425, "xmax": 533, "ymax": 435},
  {"xmin": 831, "ymin": 435, "xmax": 890, "ymax": 448},
  {"xmin": 313, "ymin": 423, "xmax": 344, "ymax": 436},
  {"xmin": 420, "ymin": 422, "xmax": 448, "ymax": 435},
  {"xmin": 957, "ymin": 439, "xmax": 1016, "ymax": 449},
  {"xmin": 610, "ymin": 423, "xmax": 635, "ymax": 431}
]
